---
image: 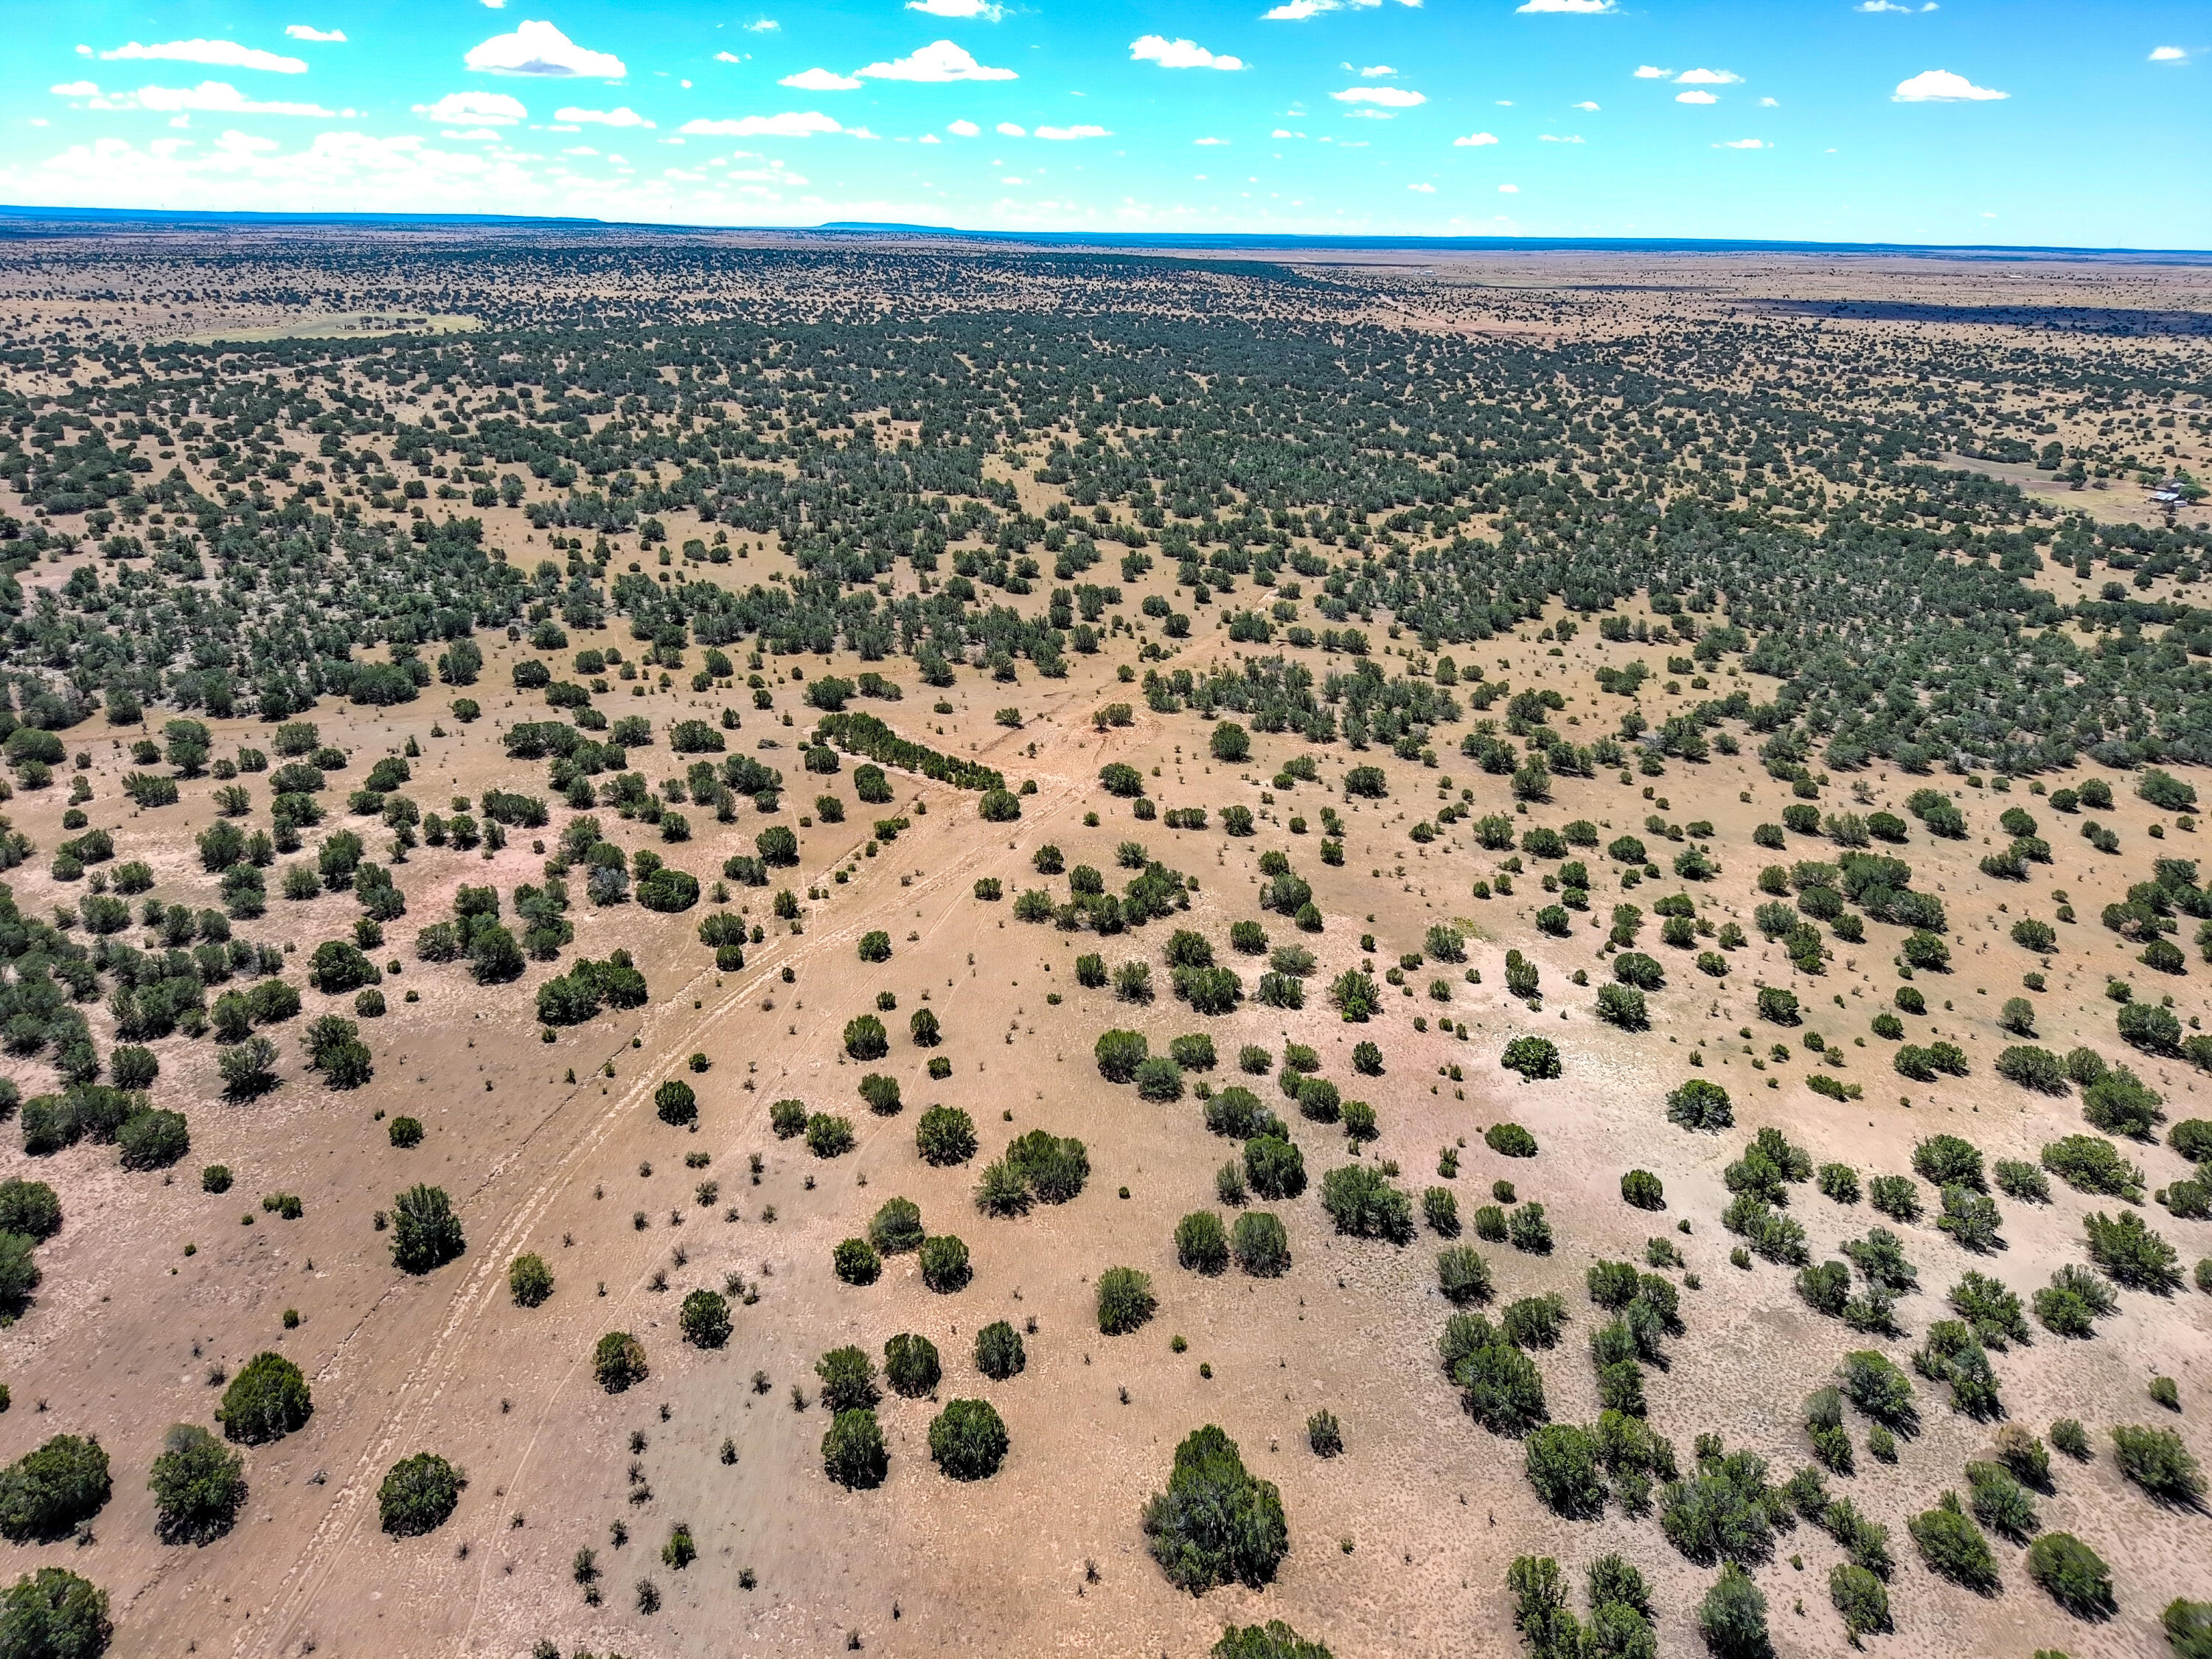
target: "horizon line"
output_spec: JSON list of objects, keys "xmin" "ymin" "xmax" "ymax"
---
[{"xmin": 1, "ymin": 204, "xmax": 2207, "ymax": 262}]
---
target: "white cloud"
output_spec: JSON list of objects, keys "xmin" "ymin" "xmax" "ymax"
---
[
  {"xmin": 2149, "ymin": 45, "xmax": 2188, "ymax": 61},
  {"xmin": 1674, "ymin": 67, "xmax": 1740, "ymax": 83},
  {"xmin": 1572, "ymin": 100, "xmax": 1599, "ymax": 109},
  {"xmin": 560, "ymin": 145, "xmax": 598, "ymax": 154},
  {"xmin": 443, "ymin": 128, "xmax": 504, "ymax": 141},
  {"xmin": 102, "ymin": 38, "xmax": 307, "ymax": 73},
  {"xmin": 1515, "ymin": 0, "xmax": 1613, "ymax": 11},
  {"xmin": 714, "ymin": 52, "xmax": 748, "ymax": 63},
  {"xmin": 918, "ymin": 132, "xmax": 940, "ymax": 142},
  {"xmin": 1858, "ymin": 1, "xmax": 1937, "ymax": 10},
  {"xmin": 65, "ymin": 79, "xmax": 348, "ymax": 115},
  {"xmin": 415, "ymin": 91, "xmax": 528, "ymax": 125},
  {"xmin": 556, "ymin": 105, "xmax": 653, "ymax": 126},
  {"xmin": 678, "ymin": 111, "xmax": 844, "ymax": 136},
  {"xmin": 1892, "ymin": 68, "xmax": 2006, "ymax": 100},
  {"xmin": 1715, "ymin": 137, "xmax": 1767, "ymax": 148},
  {"xmin": 1453, "ymin": 131, "xmax": 1498, "ymax": 145},
  {"xmin": 996, "ymin": 121, "xmax": 1026, "ymax": 135},
  {"xmin": 857, "ymin": 40, "xmax": 1015, "ymax": 80},
  {"xmin": 1037, "ymin": 124, "xmax": 1108, "ymax": 139},
  {"xmin": 1675, "ymin": 90, "xmax": 1717, "ymax": 103},
  {"xmin": 1758, "ymin": 96, "xmax": 1778, "ymax": 105},
  {"xmin": 780, "ymin": 67, "xmax": 863, "ymax": 90},
  {"xmin": 465, "ymin": 20, "xmax": 625, "ymax": 78},
  {"xmin": 1498, "ymin": 182, "xmax": 1519, "ymax": 192},
  {"xmin": 1540, "ymin": 132, "xmax": 1582, "ymax": 142},
  {"xmin": 1262, "ymin": 0, "xmax": 1420, "ymax": 18},
  {"xmin": 49, "ymin": 81, "xmax": 100, "ymax": 97},
  {"xmin": 907, "ymin": 0, "xmax": 1006, "ymax": 17},
  {"xmin": 284, "ymin": 26, "xmax": 347, "ymax": 42},
  {"xmin": 744, "ymin": 18, "xmax": 780, "ymax": 30},
  {"xmin": 1632, "ymin": 65, "xmax": 1669, "ymax": 78},
  {"xmin": 1408, "ymin": 181, "xmax": 1435, "ymax": 192},
  {"xmin": 1361, "ymin": 64, "xmax": 1396, "ymax": 77},
  {"xmin": 1334, "ymin": 86, "xmax": 1425, "ymax": 105},
  {"xmin": 1196, "ymin": 136, "xmax": 1230, "ymax": 145},
  {"xmin": 1130, "ymin": 35, "xmax": 1245, "ymax": 71},
  {"xmin": 946, "ymin": 117, "xmax": 981, "ymax": 135},
  {"xmin": 1270, "ymin": 127, "xmax": 1300, "ymax": 137}
]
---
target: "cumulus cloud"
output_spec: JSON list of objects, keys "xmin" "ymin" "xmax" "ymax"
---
[
  {"xmin": 1632, "ymin": 65, "xmax": 1669, "ymax": 78},
  {"xmin": 996, "ymin": 120, "xmax": 1026, "ymax": 135},
  {"xmin": 1360, "ymin": 64, "xmax": 1396, "ymax": 76},
  {"xmin": 415, "ymin": 91, "xmax": 528, "ymax": 124},
  {"xmin": 1515, "ymin": 0, "xmax": 1613, "ymax": 11},
  {"xmin": 55, "ymin": 79, "xmax": 347, "ymax": 115},
  {"xmin": 1857, "ymin": 1, "xmax": 1938, "ymax": 10},
  {"xmin": 1674, "ymin": 68, "xmax": 1740, "ymax": 83},
  {"xmin": 907, "ymin": 0, "xmax": 1005, "ymax": 16},
  {"xmin": 857, "ymin": 40, "xmax": 1015, "ymax": 80},
  {"xmin": 946, "ymin": 118, "xmax": 981, "ymax": 135},
  {"xmin": 678, "ymin": 111, "xmax": 844, "ymax": 136},
  {"xmin": 743, "ymin": 17, "xmax": 780, "ymax": 29},
  {"xmin": 714, "ymin": 52, "xmax": 748, "ymax": 63},
  {"xmin": 465, "ymin": 20, "xmax": 626, "ymax": 78},
  {"xmin": 1262, "ymin": 0, "xmax": 1419, "ymax": 18},
  {"xmin": 780, "ymin": 67, "xmax": 862, "ymax": 90},
  {"xmin": 1130, "ymin": 35, "xmax": 1245, "ymax": 71},
  {"xmin": 1675, "ymin": 90, "xmax": 1717, "ymax": 103},
  {"xmin": 1539, "ymin": 132, "xmax": 1582, "ymax": 142},
  {"xmin": 1333, "ymin": 86, "xmax": 1424, "ymax": 105},
  {"xmin": 2149, "ymin": 45, "xmax": 2188, "ymax": 61},
  {"xmin": 284, "ymin": 26, "xmax": 347, "ymax": 42},
  {"xmin": 1573, "ymin": 100, "xmax": 1599, "ymax": 109},
  {"xmin": 1453, "ymin": 131, "xmax": 1498, "ymax": 145},
  {"xmin": 101, "ymin": 38, "xmax": 307, "ymax": 73},
  {"xmin": 1498, "ymin": 182, "xmax": 1519, "ymax": 192},
  {"xmin": 1715, "ymin": 137, "xmax": 1767, "ymax": 148},
  {"xmin": 1892, "ymin": 67, "xmax": 2006, "ymax": 100},
  {"xmin": 1036, "ymin": 124, "xmax": 1108, "ymax": 139},
  {"xmin": 1407, "ymin": 181, "xmax": 1435, "ymax": 191},
  {"xmin": 555, "ymin": 105, "xmax": 653, "ymax": 126}
]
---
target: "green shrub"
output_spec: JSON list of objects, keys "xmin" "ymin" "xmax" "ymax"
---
[
  {"xmin": 593, "ymin": 1332, "xmax": 648, "ymax": 1393},
  {"xmin": 653, "ymin": 1079, "xmax": 697, "ymax": 1127},
  {"xmin": 868, "ymin": 1197, "xmax": 925, "ymax": 1254},
  {"xmin": 507, "ymin": 1253, "xmax": 553, "ymax": 1308},
  {"xmin": 1095, "ymin": 1029, "xmax": 1149, "ymax": 1082},
  {"xmin": 1211, "ymin": 1622, "xmax": 1332, "ymax": 1659},
  {"xmin": 1438, "ymin": 1245, "xmax": 1492, "ymax": 1305},
  {"xmin": 1141, "ymin": 1426, "xmax": 1288, "ymax": 1593},
  {"xmin": 919, "ymin": 1234, "xmax": 972, "ymax": 1292},
  {"xmin": 916, "ymin": 1105, "xmax": 977, "ymax": 1166},
  {"xmin": 1319, "ymin": 1165, "xmax": 1415, "ymax": 1244},
  {"xmin": 842, "ymin": 1014, "xmax": 888, "ymax": 1060},
  {"xmin": 1176, "ymin": 1211, "xmax": 1230, "ymax": 1275},
  {"xmin": 1096, "ymin": 1265, "xmax": 1158, "ymax": 1334},
  {"xmin": 832, "ymin": 1237, "xmax": 881, "ymax": 1285},
  {"xmin": 149, "ymin": 1423, "xmax": 246, "ymax": 1545},
  {"xmin": 2025, "ymin": 1531, "xmax": 2114, "ymax": 1618},
  {"xmin": 1666, "ymin": 1079, "xmax": 1733, "ymax": 1132},
  {"xmin": 2112, "ymin": 1425, "xmax": 2205, "ymax": 1504},
  {"xmin": 975, "ymin": 1321, "xmax": 1026, "ymax": 1380},
  {"xmin": 1908, "ymin": 1495, "xmax": 1997, "ymax": 1590},
  {"xmin": 0, "ymin": 1181, "xmax": 61, "ymax": 1242},
  {"xmin": 2163, "ymin": 1599, "xmax": 2212, "ymax": 1659},
  {"xmin": 0, "ymin": 1568, "xmax": 111, "ymax": 1658},
  {"xmin": 2085, "ymin": 1209, "xmax": 2183, "ymax": 1291},
  {"xmin": 377, "ymin": 1453, "xmax": 465, "ymax": 1537},
  {"xmin": 1500, "ymin": 1036, "xmax": 1560, "ymax": 1079},
  {"xmin": 805, "ymin": 1113, "xmax": 855, "ymax": 1158},
  {"xmin": 679, "ymin": 1289, "xmax": 732, "ymax": 1349},
  {"xmin": 929, "ymin": 1399, "xmax": 1009, "ymax": 1480},
  {"xmin": 218, "ymin": 1352, "xmax": 312, "ymax": 1444},
  {"xmin": 0, "ymin": 1436, "xmax": 111, "ymax": 1544},
  {"xmin": 1829, "ymin": 1562, "xmax": 1891, "ymax": 1643},
  {"xmin": 389, "ymin": 1183, "xmax": 465, "ymax": 1273},
  {"xmin": 821, "ymin": 1409, "xmax": 888, "ymax": 1489},
  {"xmin": 1523, "ymin": 1425, "xmax": 1606, "ymax": 1519},
  {"xmin": 1244, "ymin": 1134, "xmax": 1306, "ymax": 1200},
  {"xmin": 1486, "ymin": 1122, "xmax": 1538, "ymax": 1158},
  {"xmin": 884, "ymin": 1332, "xmax": 942, "ymax": 1397},
  {"xmin": 1233, "ymin": 1211, "xmax": 1291, "ymax": 1277}
]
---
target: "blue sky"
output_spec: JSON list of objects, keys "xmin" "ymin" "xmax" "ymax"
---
[{"xmin": 4, "ymin": 1, "xmax": 2206, "ymax": 246}]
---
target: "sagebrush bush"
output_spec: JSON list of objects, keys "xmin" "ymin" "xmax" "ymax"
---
[{"xmin": 377, "ymin": 1452, "xmax": 466, "ymax": 1537}]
